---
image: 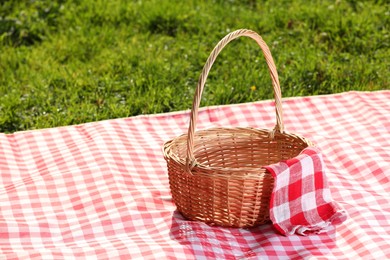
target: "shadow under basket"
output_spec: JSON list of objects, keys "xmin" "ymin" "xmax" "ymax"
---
[{"xmin": 163, "ymin": 29, "xmax": 314, "ymax": 228}]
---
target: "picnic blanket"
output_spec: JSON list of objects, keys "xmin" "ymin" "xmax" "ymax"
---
[{"xmin": 0, "ymin": 90, "xmax": 389, "ymax": 259}]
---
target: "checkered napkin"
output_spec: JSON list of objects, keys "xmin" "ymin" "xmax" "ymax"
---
[{"xmin": 264, "ymin": 147, "xmax": 347, "ymax": 236}]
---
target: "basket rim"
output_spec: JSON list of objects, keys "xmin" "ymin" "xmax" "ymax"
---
[{"xmin": 163, "ymin": 126, "xmax": 314, "ymax": 177}]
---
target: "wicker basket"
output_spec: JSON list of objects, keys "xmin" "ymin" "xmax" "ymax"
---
[{"xmin": 163, "ymin": 29, "xmax": 313, "ymax": 228}]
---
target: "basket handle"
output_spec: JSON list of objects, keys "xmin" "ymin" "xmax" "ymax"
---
[{"xmin": 186, "ymin": 29, "xmax": 284, "ymax": 171}]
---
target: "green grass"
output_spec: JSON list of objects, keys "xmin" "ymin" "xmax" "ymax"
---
[{"xmin": 0, "ymin": 0, "xmax": 389, "ymax": 133}]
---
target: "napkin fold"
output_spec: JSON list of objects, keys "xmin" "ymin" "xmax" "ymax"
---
[{"xmin": 263, "ymin": 147, "xmax": 347, "ymax": 236}]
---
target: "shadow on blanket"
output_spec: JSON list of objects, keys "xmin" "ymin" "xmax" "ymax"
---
[{"xmin": 169, "ymin": 209, "xmax": 339, "ymax": 259}]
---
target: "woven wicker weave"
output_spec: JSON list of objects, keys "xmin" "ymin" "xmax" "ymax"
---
[{"xmin": 163, "ymin": 29, "xmax": 313, "ymax": 228}]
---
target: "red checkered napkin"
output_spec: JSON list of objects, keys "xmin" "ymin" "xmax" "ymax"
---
[{"xmin": 264, "ymin": 147, "xmax": 347, "ymax": 236}]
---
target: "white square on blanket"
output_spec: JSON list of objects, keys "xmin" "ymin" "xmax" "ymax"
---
[
  {"xmin": 272, "ymin": 202, "xmax": 290, "ymax": 222},
  {"xmin": 275, "ymin": 166, "xmax": 291, "ymax": 188},
  {"xmin": 300, "ymin": 155, "xmax": 314, "ymax": 178},
  {"xmin": 301, "ymin": 191, "xmax": 317, "ymax": 211}
]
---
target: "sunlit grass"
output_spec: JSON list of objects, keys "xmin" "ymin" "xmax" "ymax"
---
[{"xmin": 0, "ymin": 0, "xmax": 389, "ymax": 133}]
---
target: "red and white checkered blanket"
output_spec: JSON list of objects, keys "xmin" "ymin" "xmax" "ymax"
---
[{"xmin": 1, "ymin": 91, "xmax": 389, "ymax": 259}]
